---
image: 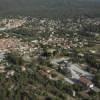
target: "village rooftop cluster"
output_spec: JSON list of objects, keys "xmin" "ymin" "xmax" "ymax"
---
[{"xmin": 0, "ymin": 16, "xmax": 100, "ymax": 99}]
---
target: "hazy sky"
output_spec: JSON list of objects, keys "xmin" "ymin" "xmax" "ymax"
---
[{"xmin": 0, "ymin": 0, "xmax": 100, "ymax": 17}]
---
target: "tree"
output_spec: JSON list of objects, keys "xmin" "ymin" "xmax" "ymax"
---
[{"xmin": 5, "ymin": 52, "xmax": 23, "ymax": 65}]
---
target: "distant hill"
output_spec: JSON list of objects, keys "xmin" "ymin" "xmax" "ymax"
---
[{"xmin": 0, "ymin": 0, "xmax": 100, "ymax": 18}]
